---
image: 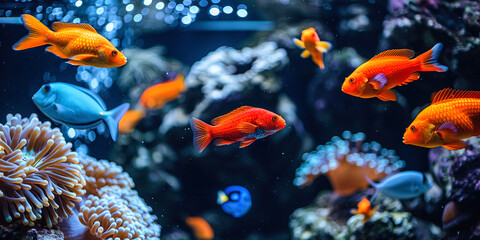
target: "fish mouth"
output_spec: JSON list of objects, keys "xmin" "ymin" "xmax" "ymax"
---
[{"xmin": 402, "ymin": 136, "xmax": 409, "ymax": 144}]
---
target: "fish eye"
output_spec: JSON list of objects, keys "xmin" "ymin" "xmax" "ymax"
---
[
  {"xmin": 423, "ymin": 174, "xmax": 428, "ymax": 184},
  {"xmin": 349, "ymin": 78, "xmax": 354, "ymax": 83},
  {"xmin": 272, "ymin": 116, "xmax": 278, "ymax": 122},
  {"xmin": 112, "ymin": 50, "xmax": 118, "ymax": 56},
  {"xmin": 410, "ymin": 126, "xmax": 416, "ymax": 132},
  {"xmin": 43, "ymin": 85, "xmax": 50, "ymax": 92}
]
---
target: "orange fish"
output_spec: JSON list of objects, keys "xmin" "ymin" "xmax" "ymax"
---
[
  {"xmin": 293, "ymin": 27, "xmax": 332, "ymax": 69},
  {"xmin": 341, "ymin": 43, "xmax": 448, "ymax": 101},
  {"xmin": 351, "ymin": 198, "xmax": 378, "ymax": 223},
  {"xmin": 190, "ymin": 106, "xmax": 286, "ymax": 153},
  {"xmin": 13, "ymin": 14, "xmax": 127, "ymax": 68},
  {"xmin": 403, "ymin": 88, "xmax": 480, "ymax": 150},
  {"xmin": 118, "ymin": 109, "xmax": 145, "ymax": 134},
  {"xmin": 139, "ymin": 74, "xmax": 186, "ymax": 110},
  {"xmin": 185, "ymin": 217, "xmax": 214, "ymax": 240}
]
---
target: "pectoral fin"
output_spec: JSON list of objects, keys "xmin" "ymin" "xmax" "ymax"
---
[
  {"xmin": 293, "ymin": 38, "xmax": 305, "ymax": 48},
  {"xmin": 71, "ymin": 54, "xmax": 98, "ymax": 61},
  {"xmin": 46, "ymin": 46, "xmax": 69, "ymax": 59},
  {"xmin": 369, "ymin": 73, "xmax": 387, "ymax": 90},
  {"xmin": 239, "ymin": 139, "xmax": 256, "ymax": 148},
  {"xmin": 316, "ymin": 41, "xmax": 332, "ymax": 52},
  {"xmin": 443, "ymin": 141, "xmax": 468, "ymax": 150},
  {"xmin": 376, "ymin": 89, "xmax": 397, "ymax": 101},
  {"xmin": 438, "ymin": 122, "xmax": 458, "ymax": 135},
  {"xmin": 237, "ymin": 122, "xmax": 258, "ymax": 134},
  {"xmin": 54, "ymin": 104, "xmax": 76, "ymax": 115},
  {"xmin": 300, "ymin": 50, "xmax": 311, "ymax": 58},
  {"xmin": 67, "ymin": 60, "xmax": 89, "ymax": 66}
]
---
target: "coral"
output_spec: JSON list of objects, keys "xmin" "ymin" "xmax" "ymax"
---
[
  {"xmin": 289, "ymin": 205, "xmax": 343, "ymax": 239},
  {"xmin": 0, "ymin": 223, "xmax": 64, "ymax": 240},
  {"xmin": 294, "ymin": 131, "xmax": 405, "ymax": 196},
  {"xmin": 79, "ymin": 154, "xmax": 134, "ymax": 196},
  {"xmin": 78, "ymin": 186, "xmax": 161, "ymax": 240},
  {"xmin": 0, "ymin": 114, "xmax": 86, "ymax": 227}
]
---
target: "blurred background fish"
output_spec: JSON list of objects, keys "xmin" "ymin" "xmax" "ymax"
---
[{"xmin": 217, "ymin": 185, "xmax": 252, "ymax": 218}]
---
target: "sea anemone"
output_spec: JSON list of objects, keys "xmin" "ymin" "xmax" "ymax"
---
[
  {"xmin": 0, "ymin": 114, "xmax": 86, "ymax": 227},
  {"xmin": 294, "ymin": 131, "xmax": 405, "ymax": 196},
  {"xmin": 79, "ymin": 186, "xmax": 161, "ymax": 240}
]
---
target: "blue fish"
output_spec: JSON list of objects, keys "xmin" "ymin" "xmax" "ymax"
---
[
  {"xmin": 32, "ymin": 82, "xmax": 129, "ymax": 141},
  {"xmin": 368, "ymin": 171, "xmax": 433, "ymax": 200},
  {"xmin": 217, "ymin": 185, "xmax": 252, "ymax": 218}
]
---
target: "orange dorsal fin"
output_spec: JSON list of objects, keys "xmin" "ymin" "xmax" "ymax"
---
[
  {"xmin": 52, "ymin": 22, "xmax": 97, "ymax": 33},
  {"xmin": 431, "ymin": 88, "xmax": 480, "ymax": 104},
  {"xmin": 211, "ymin": 106, "xmax": 254, "ymax": 125},
  {"xmin": 369, "ymin": 49, "xmax": 415, "ymax": 61}
]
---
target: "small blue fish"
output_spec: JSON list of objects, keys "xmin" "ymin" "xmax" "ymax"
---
[
  {"xmin": 217, "ymin": 185, "xmax": 252, "ymax": 218},
  {"xmin": 32, "ymin": 82, "xmax": 130, "ymax": 141},
  {"xmin": 368, "ymin": 171, "xmax": 433, "ymax": 200}
]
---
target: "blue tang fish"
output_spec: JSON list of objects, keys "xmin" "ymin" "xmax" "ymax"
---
[
  {"xmin": 217, "ymin": 185, "xmax": 252, "ymax": 218},
  {"xmin": 32, "ymin": 82, "xmax": 130, "ymax": 141},
  {"xmin": 368, "ymin": 171, "xmax": 433, "ymax": 200}
]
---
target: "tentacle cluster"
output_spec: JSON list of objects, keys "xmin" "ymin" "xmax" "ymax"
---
[
  {"xmin": 294, "ymin": 131, "xmax": 405, "ymax": 196},
  {"xmin": 0, "ymin": 114, "xmax": 86, "ymax": 227}
]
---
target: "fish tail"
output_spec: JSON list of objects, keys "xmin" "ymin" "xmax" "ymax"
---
[
  {"xmin": 103, "ymin": 103, "xmax": 130, "ymax": 141},
  {"xmin": 416, "ymin": 43, "xmax": 448, "ymax": 72},
  {"xmin": 190, "ymin": 118, "xmax": 213, "ymax": 153},
  {"xmin": 13, "ymin": 14, "xmax": 52, "ymax": 50},
  {"xmin": 176, "ymin": 73, "xmax": 186, "ymax": 91}
]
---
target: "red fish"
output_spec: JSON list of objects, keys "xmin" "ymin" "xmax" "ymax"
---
[
  {"xmin": 341, "ymin": 43, "xmax": 448, "ymax": 101},
  {"xmin": 190, "ymin": 106, "xmax": 286, "ymax": 152},
  {"xmin": 293, "ymin": 27, "xmax": 332, "ymax": 69},
  {"xmin": 185, "ymin": 217, "xmax": 214, "ymax": 240},
  {"xmin": 351, "ymin": 197, "xmax": 379, "ymax": 223}
]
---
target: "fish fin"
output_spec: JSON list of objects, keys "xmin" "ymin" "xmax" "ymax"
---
[
  {"xmin": 52, "ymin": 22, "xmax": 97, "ymax": 33},
  {"xmin": 431, "ymin": 88, "xmax": 480, "ymax": 104},
  {"xmin": 292, "ymin": 38, "xmax": 305, "ymax": 48},
  {"xmin": 416, "ymin": 43, "xmax": 448, "ymax": 72},
  {"xmin": 67, "ymin": 60, "xmax": 89, "ymax": 66},
  {"xmin": 399, "ymin": 72, "xmax": 420, "ymax": 86},
  {"xmin": 211, "ymin": 106, "xmax": 254, "ymax": 125},
  {"xmin": 422, "ymin": 123, "xmax": 436, "ymax": 143},
  {"xmin": 350, "ymin": 209, "xmax": 359, "ymax": 215},
  {"xmin": 300, "ymin": 50, "xmax": 311, "ymax": 58},
  {"xmin": 13, "ymin": 14, "xmax": 51, "ymax": 50},
  {"xmin": 368, "ymin": 73, "xmax": 387, "ymax": 90},
  {"xmin": 239, "ymin": 139, "xmax": 256, "ymax": 148},
  {"xmin": 312, "ymin": 52, "xmax": 325, "ymax": 69},
  {"xmin": 45, "ymin": 46, "xmax": 69, "ymax": 59},
  {"xmin": 217, "ymin": 191, "xmax": 228, "ymax": 205},
  {"xmin": 365, "ymin": 174, "xmax": 378, "ymax": 188},
  {"xmin": 54, "ymin": 103, "xmax": 76, "ymax": 115},
  {"xmin": 237, "ymin": 122, "xmax": 258, "ymax": 134},
  {"xmin": 190, "ymin": 118, "xmax": 214, "ymax": 153},
  {"xmin": 376, "ymin": 89, "xmax": 397, "ymax": 101},
  {"xmin": 103, "ymin": 103, "xmax": 130, "ymax": 142},
  {"xmin": 214, "ymin": 138, "xmax": 237, "ymax": 146},
  {"xmin": 369, "ymin": 48, "xmax": 415, "ymax": 61},
  {"xmin": 316, "ymin": 41, "xmax": 332, "ymax": 52},
  {"xmin": 438, "ymin": 122, "xmax": 458, "ymax": 135},
  {"xmin": 71, "ymin": 54, "xmax": 98, "ymax": 61},
  {"xmin": 443, "ymin": 141, "xmax": 468, "ymax": 151}
]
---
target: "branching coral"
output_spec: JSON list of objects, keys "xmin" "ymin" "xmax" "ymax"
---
[
  {"xmin": 0, "ymin": 114, "xmax": 86, "ymax": 227},
  {"xmin": 294, "ymin": 131, "xmax": 405, "ymax": 196},
  {"xmin": 79, "ymin": 186, "xmax": 160, "ymax": 240}
]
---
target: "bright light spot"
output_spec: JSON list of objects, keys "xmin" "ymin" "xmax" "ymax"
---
[
  {"xmin": 126, "ymin": 4, "xmax": 134, "ymax": 12},
  {"xmin": 237, "ymin": 9, "xmax": 247, "ymax": 18},
  {"xmin": 133, "ymin": 13, "xmax": 142, "ymax": 22},
  {"xmin": 73, "ymin": 17, "xmax": 81, "ymax": 23},
  {"xmin": 183, "ymin": 0, "xmax": 192, "ymax": 6},
  {"xmin": 75, "ymin": 0, "xmax": 82, "ymax": 7},
  {"xmin": 91, "ymin": 78, "xmax": 99, "ymax": 88},
  {"xmin": 156, "ymin": 2, "xmax": 165, "ymax": 10},
  {"xmin": 67, "ymin": 128, "xmax": 76, "ymax": 138},
  {"xmin": 143, "ymin": 0, "xmax": 152, "ymax": 6},
  {"xmin": 122, "ymin": 0, "xmax": 129, "ymax": 4},
  {"xmin": 209, "ymin": 6, "xmax": 220, "ymax": 16},
  {"xmin": 189, "ymin": 6, "xmax": 199, "ymax": 14},
  {"xmin": 223, "ymin": 6, "xmax": 233, "ymax": 14},
  {"xmin": 181, "ymin": 15, "xmax": 192, "ymax": 25},
  {"xmin": 106, "ymin": 22, "xmax": 114, "ymax": 31},
  {"xmin": 96, "ymin": 7, "xmax": 104, "ymax": 15},
  {"xmin": 167, "ymin": 2, "xmax": 176, "ymax": 9},
  {"xmin": 175, "ymin": 4, "xmax": 184, "ymax": 12},
  {"xmin": 212, "ymin": 0, "xmax": 220, "ymax": 3}
]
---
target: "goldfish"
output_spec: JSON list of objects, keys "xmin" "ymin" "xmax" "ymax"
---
[
  {"xmin": 185, "ymin": 217, "xmax": 214, "ymax": 240},
  {"xmin": 32, "ymin": 82, "xmax": 130, "ymax": 141},
  {"xmin": 217, "ymin": 185, "xmax": 252, "ymax": 218},
  {"xmin": 189, "ymin": 106, "xmax": 286, "ymax": 153},
  {"xmin": 403, "ymin": 88, "xmax": 480, "ymax": 150},
  {"xmin": 351, "ymin": 198, "xmax": 378, "ymax": 223},
  {"xmin": 13, "ymin": 14, "xmax": 127, "ymax": 68},
  {"xmin": 293, "ymin": 27, "xmax": 332, "ymax": 69},
  {"xmin": 139, "ymin": 74, "xmax": 186, "ymax": 110},
  {"xmin": 118, "ymin": 109, "xmax": 145, "ymax": 134},
  {"xmin": 341, "ymin": 43, "xmax": 448, "ymax": 101},
  {"xmin": 367, "ymin": 171, "xmax": 433, "ymax": 200}
]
